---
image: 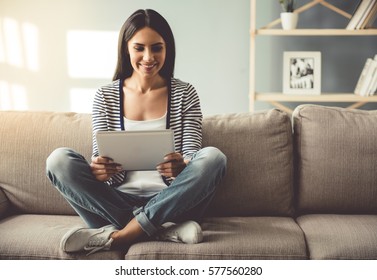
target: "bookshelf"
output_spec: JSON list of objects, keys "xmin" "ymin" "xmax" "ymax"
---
[{"xmin": 250, "ymin": 0, "xmax": 377, "ymax": 113}]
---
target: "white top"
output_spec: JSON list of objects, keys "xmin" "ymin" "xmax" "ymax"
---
[
  {"xmin": 116, "ymin": 113, "xmax": 168, "ymax": 197},
  {"xmin": 123, "ymin": 112, "xmax": 167, "ymax": 131}
]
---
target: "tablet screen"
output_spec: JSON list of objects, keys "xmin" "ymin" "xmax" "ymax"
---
[{"xmin": 96, "ymin": 130, "xmax": 175, "ymax": 171}]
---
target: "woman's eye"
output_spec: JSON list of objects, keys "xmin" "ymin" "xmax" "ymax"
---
[
  {"xmin": 152, "ymin": 46, "xmax": 163, "ymax": 52},
  {"xmin": 134, "ymin": 46, "xmax": 144, "ymax": 52},
  {"xmin": 132, "ymin": 45, "xmax": 163, "ymax": 52}
]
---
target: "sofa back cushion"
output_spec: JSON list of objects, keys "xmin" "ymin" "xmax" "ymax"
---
[
  {"xmin": 203, "ymin": 109, "xmax": 294, "ymax": 217},
  {"xmin": 293, "ymin": 105, "xmax": 377, "ymax": 214},
  {"xmin": 0, "ymin": 109, "xmax": 294, "ymax": 217},
  {"xmin": 0, "ymin": 111, "xmax": 92, "ymax": 215}
]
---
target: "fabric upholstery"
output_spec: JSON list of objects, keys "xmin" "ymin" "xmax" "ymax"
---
[
  {"xmin": 1, "ymin": 107, "xmax": 376, "ymax": 260},
  {"xmin": 0, "ymin": 188, "xmax": 10, "ymax": 219},
  {"xmin": 203, "ymin": 110, "xmax": 294, "ymax": 217},
  {"xmin": 125, "ymin": 216, "xmax": 307, "ymax": 260},
  {"xmin": 293, "ymin": 105, "xmax": 377, "ymax": 214},
  {"xmin": 297, "ymin": 214, "xmax": 377, "ymax": 260},
  {"xmin": 0, "ymin": 111, "xmax": 92, "ymax": 215},
  {"xmin": 0, "ymin": 110, "xmax": 294, "ymax": 217},
  {"xmin": 0, "ymin": 214, "xmax": 124, "ymax": 260}
]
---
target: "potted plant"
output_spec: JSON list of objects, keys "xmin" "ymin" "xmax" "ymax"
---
[
  {"xmin": 279, "ymin": 0, "xmax": 298, "ymax": 30},
  {"xmin": 280, "ymin": 0, "xmax": 295, "ymax": 12}
]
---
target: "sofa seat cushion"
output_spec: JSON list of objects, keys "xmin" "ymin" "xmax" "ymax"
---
[
  {"xmin": 125, "ymin": 217, "xmax": 307, "ymax": 260},
  {"xmin": 297, "ymin": 214, "xmax": 377, "ymax": 260},
  {"xmin": 0, "ymin": 214, "xmax": 124, "ymax": 260}
]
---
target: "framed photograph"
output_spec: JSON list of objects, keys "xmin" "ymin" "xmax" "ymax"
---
[{"xmin": 283, "ymin": 51, "xmax": 321, "ymax": 95}]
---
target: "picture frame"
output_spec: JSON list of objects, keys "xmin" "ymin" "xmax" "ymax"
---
[{"xmin": 283, "ymin": 51, "xmax": 321, "ymax": 95}]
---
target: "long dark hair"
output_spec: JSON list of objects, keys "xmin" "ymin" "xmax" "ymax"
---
[{"xmin": 113, "ymin": 9, "xmax": 176, "ymax": 81}]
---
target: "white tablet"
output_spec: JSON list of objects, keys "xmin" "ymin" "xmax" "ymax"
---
[{"xmin": 96, "ymin": 129, "xmax": 175, "ymax": 171}]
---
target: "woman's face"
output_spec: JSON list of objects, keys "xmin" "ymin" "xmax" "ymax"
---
[{"xmin": 127, "ymin": 27, "xmax": 166, "ymax": 79}]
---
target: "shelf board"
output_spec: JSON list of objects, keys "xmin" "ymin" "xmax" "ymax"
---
[
  {"xmin": 254, "ymin": 93, "xmax": 377, "ymax": 102},
  {"xmin": 254, "ymin": 29, "xmax": 377, "ymax": 36}
]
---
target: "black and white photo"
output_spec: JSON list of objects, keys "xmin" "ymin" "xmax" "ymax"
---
[{"xmin": 283, "ymin": 51, "xmax": 321, "ymax": 95}]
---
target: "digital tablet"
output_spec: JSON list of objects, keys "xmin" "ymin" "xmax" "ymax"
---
[{"xmin": 96, "ymin": 129, "xmax": 175, "ymax": 171}]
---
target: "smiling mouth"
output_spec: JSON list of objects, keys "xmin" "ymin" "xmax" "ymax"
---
[{"xmin": 140, "ymin": 63, "xmax": 157, "ymax": 71}]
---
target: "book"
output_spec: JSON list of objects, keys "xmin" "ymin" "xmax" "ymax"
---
[
  {"xmin": 368, "ymin": 69, "xmax": 377, "ymax": 95},
  {"xmin": 362, "ymin": 2, "xmax": 377, "ymax": 28},
  {"xmin": 354, "ymin": 58, "xmax": 373, "ymax": 95},
  {"xmin": 367, "ymin": 66, "xmax": 377, "ymax": 95},
  {"xmin": 361, "ymin": 59, "xmax": 377, "ymax": 96},
  {"xmin": 355, "ymin": 0, "xmax": 377, "ymax": 29},
  {"xmin": 355, "ymin": 55, "xmax": 377, "ymax": 96},
  {"xmin": 346, "ymin": 0, "xmax": 376, "ymax": 30},
  {"xmin": 367, "ymin": 55, "xmax": 377, "ymax": 95}
]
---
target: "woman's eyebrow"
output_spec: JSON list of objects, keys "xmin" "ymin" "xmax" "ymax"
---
[{"xmin": 133, "ymin": 42, "xmax": 164, "ymax": 46}]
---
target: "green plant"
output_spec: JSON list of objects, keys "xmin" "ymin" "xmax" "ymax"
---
[{"xmin": 279, "ymin": 0, "xmax": 295, "ymax": 13}]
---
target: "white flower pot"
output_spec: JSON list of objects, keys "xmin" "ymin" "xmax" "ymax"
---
[{"xmin": 280, "ymin": 12, "xmax": 298, "ymax": 30}]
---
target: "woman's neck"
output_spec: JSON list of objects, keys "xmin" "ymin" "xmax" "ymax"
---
[{"xmin": 126, "ymin": 73, "xmax": 166, "ymax": 93}]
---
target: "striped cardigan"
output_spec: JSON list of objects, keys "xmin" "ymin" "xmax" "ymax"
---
[{"xmin": 92, "ymin": 77, "xmax": 203, "ymax": 186}]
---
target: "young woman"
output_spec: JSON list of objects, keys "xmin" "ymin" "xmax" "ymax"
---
[{"xmin": 46, "ymin": 9, "xmax": 227, "ymax": 255}]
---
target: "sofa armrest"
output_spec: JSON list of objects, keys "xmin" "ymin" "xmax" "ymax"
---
[{"xmin": 0, "ymin": 187, "xmax": 10, "ymax": 219}]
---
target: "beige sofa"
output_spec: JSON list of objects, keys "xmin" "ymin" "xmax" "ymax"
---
[{"xmin": 0, "ymin": 104, "xmax": 376, "ymax": 260}]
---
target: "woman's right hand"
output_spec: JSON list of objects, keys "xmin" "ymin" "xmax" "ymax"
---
[{"xmin": 90, "ymin": 156, "xmax": 123, "ymax": 182}]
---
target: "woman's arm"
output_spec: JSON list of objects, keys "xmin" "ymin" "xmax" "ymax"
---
[
  {"xmin": 157, "ymin": 82, "xmax": 203, "ymax": 178},
  {"xmin": 91, "ymin": 86, "xmax": 126, "ymax": 186},
  {"xmin": 181, "ymin": 83, "xmax": 203, "ymax": 160}
]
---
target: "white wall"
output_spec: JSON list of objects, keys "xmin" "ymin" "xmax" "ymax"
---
[
  {"xmin": 0, "ymin": 0, "xmax": 250, "ymax": 116},
  {"xmin": 1, "ymin": 0, "xmax": 376, "ymax": 116}
]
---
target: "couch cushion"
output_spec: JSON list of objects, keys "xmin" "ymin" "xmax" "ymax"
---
[
  {"xmin": 293, "ymin": 105, "xmax": 377, "ymax": 214},
  {"xmin": 125, "ymin": 217, "xmax": 307, "ymax": 260},
  {"xmin": 297, "ymin": 214, "xmax": 377, "ymax": 260},
  {"xmin": 0, "ymin": 110, "xmax": 294, "ymax": 217},
  {"xmin": 0, "ymin": 111, "xmax": 93, "ymax": 215},
  {"xmin": 0, "ymin": 214, "xmax": 124, "ymax": 260},
  {"xmin": 203, "ymin": 110, "xmax": 294, "ymax": 216},
  {"xmin": 0, "ymin": 188, "xmax": 10, "ymax": 219}
]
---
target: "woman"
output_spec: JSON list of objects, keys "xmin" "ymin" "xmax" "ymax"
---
[{"xmin": 46, "ymin": 9, "xmax": 226, "ymax": 255}]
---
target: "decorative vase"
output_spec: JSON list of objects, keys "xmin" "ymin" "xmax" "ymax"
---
[{"xmin": 280, "ymin": 12, "xmax": 298, "ymax": 30}]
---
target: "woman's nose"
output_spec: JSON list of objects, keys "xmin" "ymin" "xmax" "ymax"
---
[{"xmin": 143, "ymin": 48, "xmax": 153, "ymax": 61}]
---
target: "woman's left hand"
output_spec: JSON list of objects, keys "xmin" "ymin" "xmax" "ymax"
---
[{"xmin": 156, "ymin": 152, "xmax": 187, "ymax": 178}]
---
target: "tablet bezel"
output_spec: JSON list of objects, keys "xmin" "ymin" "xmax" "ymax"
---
[{"xmin": 95, "ymin": 129, "xmax": 175, "ymax": 171}]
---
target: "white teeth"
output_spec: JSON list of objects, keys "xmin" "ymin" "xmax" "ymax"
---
[{"xmin": 139, "ymin": 63, "xmax": 156, "ymax": 71}]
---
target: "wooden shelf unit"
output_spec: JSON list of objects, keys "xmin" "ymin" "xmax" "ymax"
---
[
  {"xmin": 249, "ymin": 0, "xmax": 377, "ymax": 113},
  {"xmin": 255, "ymin": 29, "xmax": 377, "ymax": 36},
  {"xmin": 255, "ymin": 93, "xmax": 377, "ymax": 113}
]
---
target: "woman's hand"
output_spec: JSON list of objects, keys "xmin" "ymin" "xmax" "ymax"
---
[
  {"xmin": 90, "ymin": 156, "xmax": 123, "ymax": 182},
  {"xmin": 156, "ymin": 152, "xmax": 188, "ymax": 178}
]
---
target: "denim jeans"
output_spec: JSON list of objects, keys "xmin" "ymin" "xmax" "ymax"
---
[{"xmin": 46, "ymin": 146, "xmax": 226, "ymax": 236}]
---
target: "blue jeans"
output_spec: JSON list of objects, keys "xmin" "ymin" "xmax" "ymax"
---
[{"xmin": 46, "ymin": 147, "xmax": 226, "ymax": 236}]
